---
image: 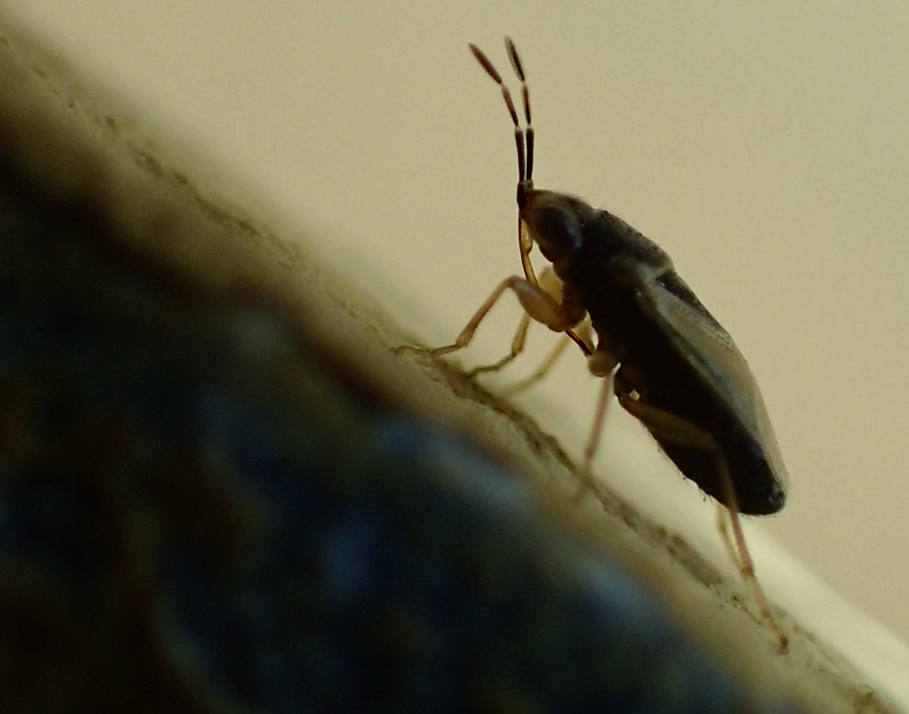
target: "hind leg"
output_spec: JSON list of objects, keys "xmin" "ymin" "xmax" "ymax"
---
[{"xmin": 616, "ymin": 392, "xmax": 789, "ymax": 653}]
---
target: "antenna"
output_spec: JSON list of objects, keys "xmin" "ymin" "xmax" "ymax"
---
[
  {"xmin": 505, "ymin": 37, "xmax": 534, "ymax": 184},
  {"xmin": 468, "ymin": 39, "xmax": 534, "ymax": 191}
]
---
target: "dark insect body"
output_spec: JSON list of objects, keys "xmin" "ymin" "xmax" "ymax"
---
[{"xmin": 397, "ymin": 38, "xmax": 788, "ymax": 651}]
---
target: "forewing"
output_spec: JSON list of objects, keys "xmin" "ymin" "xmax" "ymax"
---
[{"xmin": 638, "ymin": 280, "xmax": 788, "ymax": 486}]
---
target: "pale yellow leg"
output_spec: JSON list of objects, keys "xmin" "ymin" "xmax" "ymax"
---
[
  {"xmin": 617, "ymin": 393, "xmax": 789, "ymax": 653},
  {"xmin": 394, "ymin": 272, "xmax": 582, "ymax": 361},
  {"xmin": 466, "ymin": 313, "xmax": 532, "ymax": 378},
  {"xmin": 572, "ymin": 370, "xmax": 614, "ymax": 500}
]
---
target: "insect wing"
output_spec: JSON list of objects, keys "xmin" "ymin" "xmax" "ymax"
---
[{"xmin": 638, "ymin": 280, "xmax": 788, "ymax": 487}]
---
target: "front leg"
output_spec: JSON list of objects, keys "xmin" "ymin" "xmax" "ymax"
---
[
  {"xmin": 468, "ymin": 267, "xmax": 593, "ymax": 379},
  {"xmin": 395, "ymin": 274, "xmax": 585, "ymax": 360}
]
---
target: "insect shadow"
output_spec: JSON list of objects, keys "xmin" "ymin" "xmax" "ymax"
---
[{"xmin": 396, "ymin": 37, "xmax": 789, "ymax": 653}]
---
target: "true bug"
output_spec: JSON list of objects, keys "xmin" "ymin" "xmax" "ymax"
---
[{"xmin": 397, "ymin": 38, "xmax": 789, "ymax": 651}]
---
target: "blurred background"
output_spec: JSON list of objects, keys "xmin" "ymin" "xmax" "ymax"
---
[{"xmin": 6, "ymin": 2, "xmax": 909, "ymax": 646}]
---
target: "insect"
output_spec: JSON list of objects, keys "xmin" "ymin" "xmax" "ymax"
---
[{"xmin": 396, "ymin": 38, "xmax": 789, "ymax": 652}]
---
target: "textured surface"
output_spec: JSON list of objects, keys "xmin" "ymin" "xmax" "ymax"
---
[{"xmin": 0, "ymin": 175, "xmax": 806, "ymax": 712}]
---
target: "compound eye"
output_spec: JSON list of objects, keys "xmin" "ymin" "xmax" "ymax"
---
[{"xmin": 526, "ymin": 200, "xmax": 582, "ymax": 262}]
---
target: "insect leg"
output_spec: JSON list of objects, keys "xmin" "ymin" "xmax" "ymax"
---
[
  {"xmin": 718, "ymin": 502, "xmax": 789, "ymax": 650},
  {"xmin": 467, "ymin": 267, "xmax": 590, "ymax": 380},
  {"xmin": 395, "ymin": 275, "xmax": 584, "ymax": 360},
  {"xmin": 573, "ymin": 369, "xmax": 614, "ymax": 499},
  {"xmin": 715, "ymin": 504, "xmax": 741, "ymax": 574},
  {"xmin": 614, "ymin": 393, "xmax": 789, "ymax": 653},
  {"xmin": 466, "ymin": 312, "xmax": 532, "ymax": 378},
  {"xmin": 500, "ymin": 332, "xmax": 572, "ymax": 395}
]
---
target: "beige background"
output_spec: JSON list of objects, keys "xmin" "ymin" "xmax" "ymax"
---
[{"xmin": 7, "ymin": 2, "xmax": 909, "ymax": 646}]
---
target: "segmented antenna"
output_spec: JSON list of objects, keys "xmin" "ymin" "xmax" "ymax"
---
[
  {"xmin": 505, "ymin": 38, "xmax": 534, "ymax": 184},
  {"xmin": 468, "ymin": 38, "xmax": 534, "ymax": 192}
]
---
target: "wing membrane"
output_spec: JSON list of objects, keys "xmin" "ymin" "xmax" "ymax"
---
[{"xmin": 638, "ymin": 280, "xmax": 788, "ymax": 487}]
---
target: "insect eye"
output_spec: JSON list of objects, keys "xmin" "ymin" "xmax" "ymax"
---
[{"xmin": 525, "ymin": 200, "xmax": 582, "ymax": 262}]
